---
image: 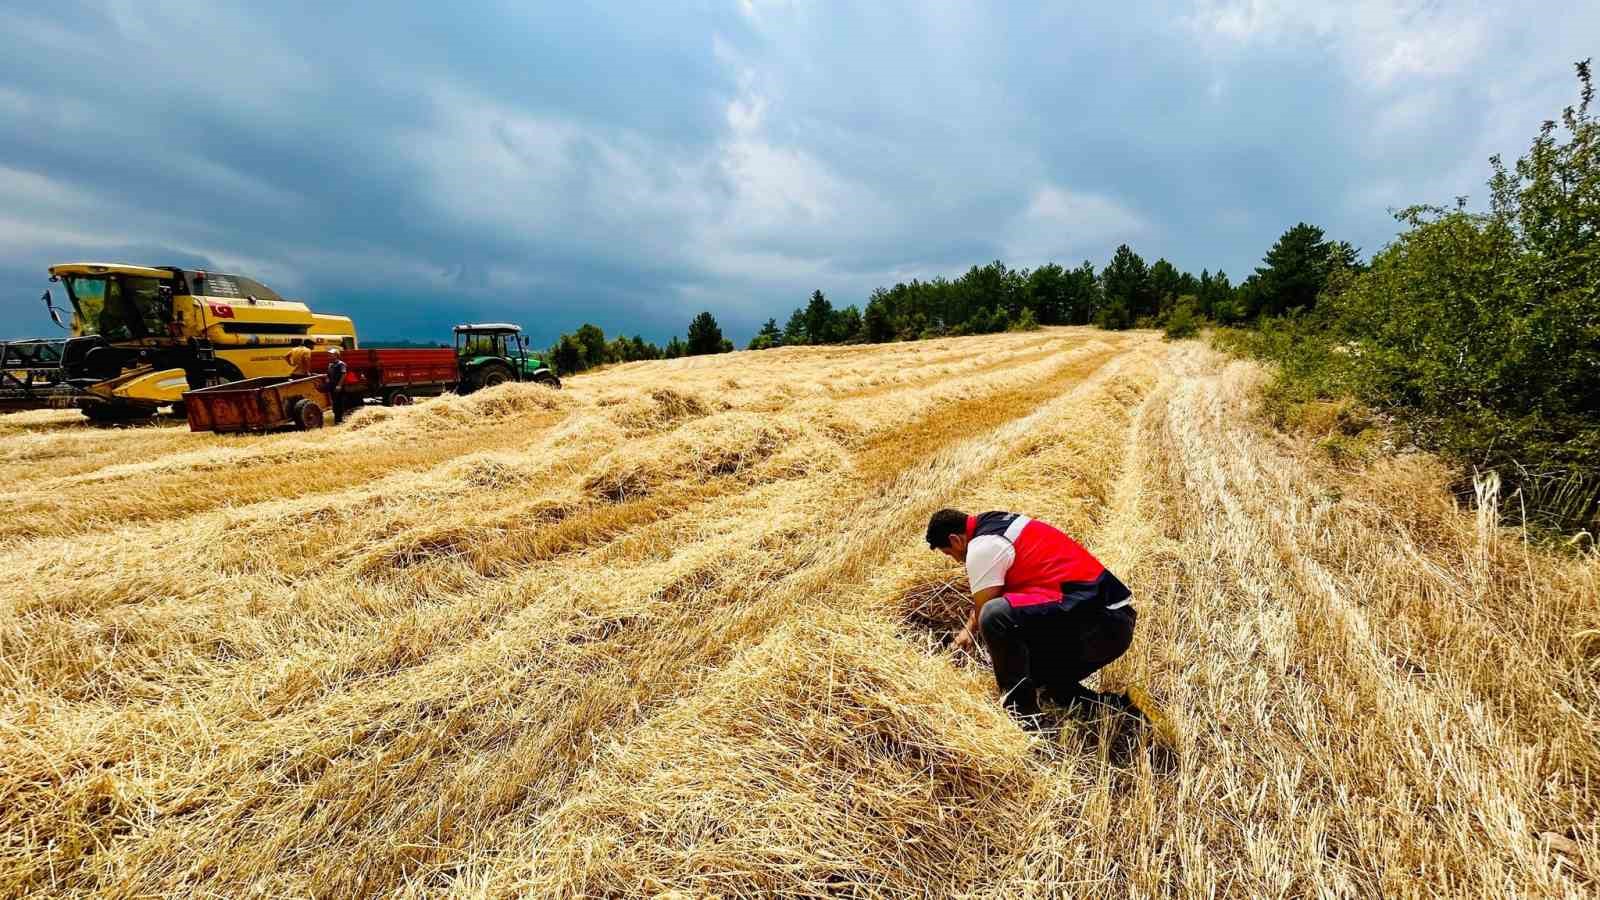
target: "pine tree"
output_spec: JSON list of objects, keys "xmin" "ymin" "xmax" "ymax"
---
[
  {"xmin": 685, "ymin": 311, "xmax": 726, "ymax": 356},
  {"xmin": 1097, "ymin": 244, "xmax": 1149, "ymax": 330},
  {"xmin": 833, "ymin": 305, "xmax": 863, "ymax": 343},
  {"xmin": 782, "ymin": 309, "xmax": 808, "ymax": 345},
  {"xmin": 1068, "ymin": 261, "xmax": 1099, "ymax": 324},
  {"xmin": 863, "ymin": 296, "xmax": 894, "ymax": 342},
  {"xmin": 803, "ymin": 290, "xmax": 835, "ymax": 344},
  {"xmin": 1148, "ymin": 259, "xmax": 1182, "ymax": 318},
  {"xmin": 1025, "ymin": 263, "xmax": 1068, "ymax": 324},
  {"xmin": 747, "ymin": 318, "xmax": 783, "ymax": 350},
  {"xmin": 1255, "ymin": 223, "xmax": 1332, "ymax": 316}
]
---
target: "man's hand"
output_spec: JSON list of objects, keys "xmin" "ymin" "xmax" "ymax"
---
[{"xmin": 950, "ymin": 625, "xmax": 976, "ymax": 654}]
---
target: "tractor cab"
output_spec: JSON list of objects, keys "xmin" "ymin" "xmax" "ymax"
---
[{"xmin": 452, "ymin": 323, "xmax": 560, "ymax": 391}]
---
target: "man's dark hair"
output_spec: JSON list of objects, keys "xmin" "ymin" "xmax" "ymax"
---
[{"xmin": 926, "ymin": 508, "xmax": 968, "ymax": 549}]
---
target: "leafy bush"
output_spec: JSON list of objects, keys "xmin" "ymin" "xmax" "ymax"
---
[
  {"xmin": 1217, "ymin": 62, "xmax": 1600, "ymax": 533},
  {"xmin": 1162, "ymin": 297, "xmax": 1200, "ymax": 339}
]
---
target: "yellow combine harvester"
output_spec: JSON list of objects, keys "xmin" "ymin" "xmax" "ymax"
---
[{"xmin": 21, "ymin": 263, "xmax": 356, "ymax": 420}]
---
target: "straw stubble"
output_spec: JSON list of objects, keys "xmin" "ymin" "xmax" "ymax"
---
[{"xmin": 1, "ymin": 327, "xmax": 1594, "ymax": 897}]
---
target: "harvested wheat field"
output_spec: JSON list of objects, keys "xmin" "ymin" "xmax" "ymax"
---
[{"xmin": 2, "ymin": 327, "xmax": 1597, "ymax": 897}]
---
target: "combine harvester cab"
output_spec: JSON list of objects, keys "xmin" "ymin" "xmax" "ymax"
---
[{"xmin": 38, "ymin": 263, "xmax": 356, "ymax": 421}]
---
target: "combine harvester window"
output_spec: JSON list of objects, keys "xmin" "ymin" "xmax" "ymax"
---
[{"xmin": 62, "ymin": 275, "xmax": 169, "ymax": 340}]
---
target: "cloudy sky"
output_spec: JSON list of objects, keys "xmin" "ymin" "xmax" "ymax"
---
[{"xmin": 1, "ymin": 1, "xmax": 1593, "ymax": 343}]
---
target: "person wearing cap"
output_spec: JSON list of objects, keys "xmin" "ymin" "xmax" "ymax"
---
[
  {"xmin": 926, "ymin": 508, "xmax": 1139, "ymax": 722},
  {"xmin": 325, "ymin": 348, "xmax": 349, "ymax": 423}
]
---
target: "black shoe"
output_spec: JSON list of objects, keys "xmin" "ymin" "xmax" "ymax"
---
[
  {"xmin": 1098, "ymin": 690, "xmax": 1132, "ymax": 712},
  {"xmin": 1044, "ymin": 683, "xmax": 1100, "ymax": 713},
  {"xmin": 1002, "ymin": 683, "xmax": 1042, "ymax": 722},
  {"xmin": 1058, "ymin": 689, "xmax": 1139, "ymax": 721}
]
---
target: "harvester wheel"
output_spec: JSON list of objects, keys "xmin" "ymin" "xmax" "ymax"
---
[
  {"xmin": 293, "ymin": 399, "xmax": 325, "ymax": 430},
  {"xmin": 384, "ymin": 389, "xmax": 414, "ymax": 407}
]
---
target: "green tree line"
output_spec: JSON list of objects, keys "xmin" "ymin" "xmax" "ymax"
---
[
  {"xmin": 753, "ymin": 251, "xmax": 1262, "ymax": 349},
  {"xmin": 544, "ymin": 311, "xmax": 733, "ymax": 376}
]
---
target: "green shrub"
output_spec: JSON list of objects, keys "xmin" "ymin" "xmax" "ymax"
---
[
  {"xmin": 1215, "ymin": 61, "xmax": 1600, "ymax": 534},
  {"xmin": 1163, "ymin": 298, "xmax": 1200, "ymax": 339}
]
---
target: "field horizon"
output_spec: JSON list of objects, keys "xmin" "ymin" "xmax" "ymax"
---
[{"xmin": 3, "ymin": 327, "xmax": 1596, "ymax": 897}]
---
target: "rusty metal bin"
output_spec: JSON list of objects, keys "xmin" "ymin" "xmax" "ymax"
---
[{"xmin": 183, "ymin": 375, "xmax": 331, "ymax": 433}]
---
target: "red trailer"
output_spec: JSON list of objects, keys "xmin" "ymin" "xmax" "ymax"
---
[{"xmin": 309, "ymin": 347, "xmax": 460, "ymax": 407}]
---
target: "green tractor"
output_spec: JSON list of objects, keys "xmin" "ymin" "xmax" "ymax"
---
[{"xmin": 453, "ymin": 323, "xmax": 561, "ymax": 392}]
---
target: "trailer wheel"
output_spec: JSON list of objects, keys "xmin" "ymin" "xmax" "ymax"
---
[
  {"xmin": 384, "ymin": 389, "xmax": 414, "ymax": 407},
  {"xmin": 292, "ymin": 399, "xmax": 325, "ymax": 430}
]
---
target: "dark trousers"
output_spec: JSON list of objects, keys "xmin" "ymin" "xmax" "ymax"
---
[
  {"xmin": 329, "ymin": 390, "xmax": 346, "ymax": 423},
  {"xmin": 979, "ymin": 596, "xmax": 1136, "ymax": 712}
]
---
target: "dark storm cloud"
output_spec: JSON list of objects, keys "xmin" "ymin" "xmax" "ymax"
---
[{"xmin": 1, "ymin": 0, "xmax": 1593, "ymax": 344}]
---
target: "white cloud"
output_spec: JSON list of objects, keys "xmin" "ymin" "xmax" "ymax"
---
[
  {"xmin": 401, "ymin": 83, "xmax": 718, "ymax": 257},
  {"xmin": 1005, "ymin": 185, "xmax": 1147, "ymax": 265},
  {"xmin": 716, "ymin": 95, "xmax": 852, "ymax": 231},
  {"xmin": 397, "ymin": 68, "xmax": 900, "ymax": 319},
  {"xmin": 1185, "ymin": 0, "xmax": 1492, "ymax": 87},
  {"xmin": 0, "ymin": 165, "xmax": 97, "ymax": 211}
]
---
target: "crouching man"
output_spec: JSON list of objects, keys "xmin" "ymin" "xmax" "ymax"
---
[{"xmin": 926, "ymin": 508, "xmax": 1137, "ymax": 721}]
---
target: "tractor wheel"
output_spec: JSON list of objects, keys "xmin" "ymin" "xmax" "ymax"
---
[
  {"xmin": 293, "ymin": 399, "xmax": 325, "ymax": 430},
  {"xmin": 534, "ymin": 371, "xmax": 562, "ymax": 389},
  {"xmin": 475, "ymin": 364, "xmax": 513, "ymax": 390},
  {"xmin": 384, "ymin": 389, "xmax": 414, "ymax": 407}
]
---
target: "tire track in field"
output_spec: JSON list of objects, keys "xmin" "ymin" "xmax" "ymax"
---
[
  {"xmin": 854, "ymin": 339, "xmax": 1123, "ymax": 482},
  {"xmin": 828, "ymin": 333, "xmax": 1072, "ymax": 401}
]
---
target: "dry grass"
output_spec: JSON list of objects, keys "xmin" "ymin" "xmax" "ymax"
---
[{"xmin": 1, "ymin": 327, "xmax": 1596, "ymax": 898}]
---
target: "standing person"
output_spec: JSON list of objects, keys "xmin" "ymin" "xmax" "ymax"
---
[
  {"xmin": 285, "ymin": 339, "xmax": 313, "ymax": 376},
  {"xmin": 926, "ymin": 508, "xmax": 1141, "ymax": 722},
  {"xmin": 325, "ymin": 348, "xmax": 349, "ymax": 424}
]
